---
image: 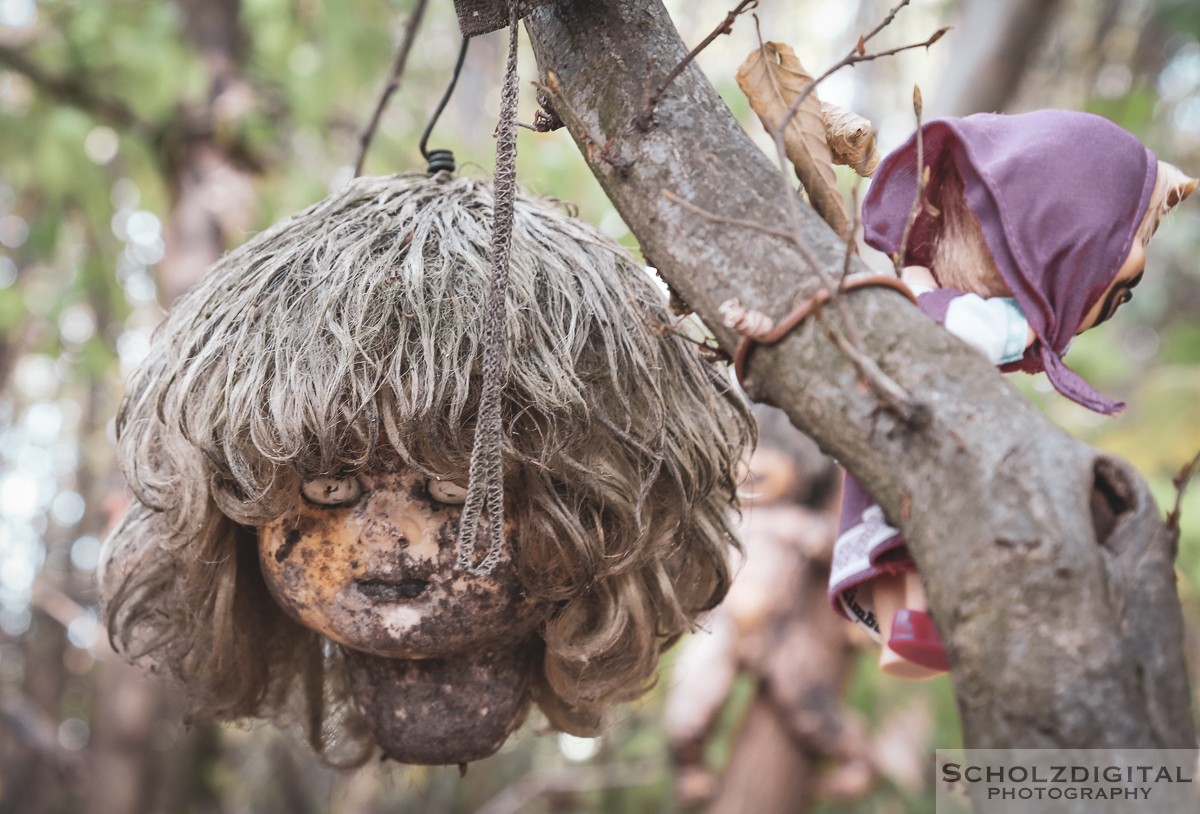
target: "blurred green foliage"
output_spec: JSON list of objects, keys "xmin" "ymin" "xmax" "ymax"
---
[{"xmin": 2, "ymin": 0, "xmax": 1200, "ymax": 812}]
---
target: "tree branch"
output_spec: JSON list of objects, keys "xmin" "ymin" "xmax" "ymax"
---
[
  {"xmin": 526, "ymin": 0, "xmax": 1193, "ymax": 752},
  {"xmin": 0, "ymin": 43, "xmax": 159, "ymax": 140},
  {"xmin": 635, "ymin": 0, "xmax": 758, "ymax": 129},
  {"xmin": 475, "ymin": 761, "xmax": 659, "ymax": 814},
  {"xmin": 354, "ymin": 0, "xmax": 431, "ymax": 176},
  {"xmin": 1167, "ymin": 450, "xmax": 1200, "ymax": 531}
]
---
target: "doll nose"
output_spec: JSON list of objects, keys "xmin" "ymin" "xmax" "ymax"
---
[{"xmin": 358, "ymin": 487, "xmax": 440, "ymax": 564}]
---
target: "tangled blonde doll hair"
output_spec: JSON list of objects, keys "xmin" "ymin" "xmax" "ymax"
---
[
  {"xmin": 100, "ymin": 172, "xmax": 754, "ymax": 765},
  {"xmin": 930, "ymin": 157, "xmax": 1196, "ymax": 297}
]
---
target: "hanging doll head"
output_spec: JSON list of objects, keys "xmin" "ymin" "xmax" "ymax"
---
[
  {"xmin": 862, "ymin": 109, "xmax": 1196, "ymax": 414},
  {"xmin": 100, "ymin": 172, "xmax": 753, "ymax": 766}
]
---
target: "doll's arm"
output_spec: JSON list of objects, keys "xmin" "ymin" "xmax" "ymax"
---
[
  {"xmin": 902, "ymin": 266, "xmax": 1033, "ymax": 365},
  {"xmin": 941, "ymin": 294, "xmax": 1033, "ymax": 365}
]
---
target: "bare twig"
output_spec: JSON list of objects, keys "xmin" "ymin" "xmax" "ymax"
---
[
  {"xmin": 635, "ymin": 0, "xmax": 759, "ymax": 129},
  {"xmin": 662, "ymin": 189, "xmax": 797, "ymax": 244},
  {"xmin": 815, "ymin": 311, "xmax": 917, "ymax": 417},
  {"xmin": 664, "ymin": 1, "xmax": 946, "ymax": 419},
  {"xmin": 0, "ymin": 43, "xmax": 159, "ymax": 140},
  {"xmin": 750, "ymin": 16, "xmax": 920, "ymax": 421},
  {"xmin": 842, "ymin": 185, "xmax": 861, "ymax": 281},
  {"xmin": 777, "ymin": 1, "xmax": 947, "ymax": 138},
  {"xmin": 354, "ymin": 0, "xmax": 431, "ymax": 177},
  {"xmin": 31, "ymin": 577, "xmax": 113, "ymax": 659},
  {"xmin": 665, "ymin": 182, "xmax": 918, "ymax": 415},
  {"xmin": 651, "ymin": 318, "xmax": 730, "ymax": 361},
  {"xmin": 475, "ymin": 761, "xmax": 660, "ymax": 814},
  {"xmin": 895, "ymin": 84, "xmax": 926, "ymax": 274},
  {"xmin": 862, "ymin": 0, "xmax": 917, "ymax": 46},
  {"xmin": 1166, "ymin": 450, "xmax": 1200, "ymax": 531}
]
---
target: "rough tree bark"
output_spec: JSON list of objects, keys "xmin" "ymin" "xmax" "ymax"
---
[{"xmin": 525, "ymin": 0, "xmax": 1194, "ymax": 752}]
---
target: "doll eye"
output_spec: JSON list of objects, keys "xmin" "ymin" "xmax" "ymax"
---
[
  {"xmin": 426, "ymin": 479, "xmax": 468, "ymax": 505},
  {"xmin": 301, "ymin": 476, "xmax": 363, "ymax": 507}
]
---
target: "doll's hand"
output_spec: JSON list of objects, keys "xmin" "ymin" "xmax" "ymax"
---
[{"xmin": 901, "ymin": 265, "xmax": 938, "ymax": 292}]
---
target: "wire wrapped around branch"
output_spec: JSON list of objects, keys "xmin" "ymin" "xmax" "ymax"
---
[{"xmin": 724, "ymin": 274, "xmax": 917, "ymax": 384}]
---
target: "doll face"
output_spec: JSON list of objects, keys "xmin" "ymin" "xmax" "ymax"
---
[
  {"xmin": 258, "ymin": 466, "xmax": 541, "ymax": 659},
  {"xmin": 1078, "ymin": 240, "xmax": 1145, "ymax": 333}
]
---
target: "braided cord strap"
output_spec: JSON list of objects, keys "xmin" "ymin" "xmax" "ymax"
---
[{"xmin": 457, "ymin": 6, "xmax": 521, "ymax": 575}]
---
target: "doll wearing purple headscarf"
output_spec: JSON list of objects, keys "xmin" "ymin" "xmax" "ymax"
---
[{"xmin": 829, "ymin": 110, "xmax": 1196, "ymax": 678}]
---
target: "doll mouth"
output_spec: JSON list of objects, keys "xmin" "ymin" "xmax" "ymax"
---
[{"xmin": 355, "ymin": 578, "xmax": 431, "ymax": 601}]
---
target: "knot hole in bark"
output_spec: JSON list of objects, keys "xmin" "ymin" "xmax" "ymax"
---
[{"xmin": 1090, "ymin": 457, "xmax": 1136, "ymax": 548}]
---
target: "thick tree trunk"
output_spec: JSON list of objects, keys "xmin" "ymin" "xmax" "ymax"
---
[{"xmin": 526, "ymin": 0, "xmax": 1193, "ymax": 753}]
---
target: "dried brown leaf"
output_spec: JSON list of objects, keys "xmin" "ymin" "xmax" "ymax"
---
[
  {"xmin": 821, "ymin": 100, "xmax": 879, "ymax": 177},
  {"xmin": 736, "ymin": 41, "xmax": 849, "ymax": 237}
]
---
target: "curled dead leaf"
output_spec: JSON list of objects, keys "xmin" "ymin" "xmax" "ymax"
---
[
  {"xmin": 736, "ymin": 41, "xmax": 849, "ymax": 238},
  {"xmin": 821, "ymin": 101, "xmax": 879, "ymax": 177}
]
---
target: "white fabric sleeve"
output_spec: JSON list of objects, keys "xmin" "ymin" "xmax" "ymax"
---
[{"xmin": 942, "ymin": 294, "xmax": 1030, "ymax": 365}]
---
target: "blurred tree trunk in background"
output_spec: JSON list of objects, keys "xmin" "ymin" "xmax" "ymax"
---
[
  {"xmin": 9, "ymin": 613, "xmax": 70, "ymax": 812},
  {"xmin": 81, "ymin": 1, "xmax": 258, "ymax": 812},
  {"xmin": 931, "ymin": 0, "xmax": 1065, "ymax": 116},
  {"xmin": 158, "ymin": 0, "xmax": 258, "ymax": 306}
]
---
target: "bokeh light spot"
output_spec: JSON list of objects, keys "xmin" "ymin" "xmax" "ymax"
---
[
  {"xmin": 57, "ymin": 718, "xmax": 90, "ymax": 751},
  {"xmin": 0, "ymin": 0, "xmax": 37, "ymax": 29},
  {"xmin": 51, "ymin": 490, "xmax": 86, "ymax": 526},
  {"xmin": 557, "ymin": 733, "xmax": 600, "ymax": 761},
  {"xmin": 0, "ymin": 256, "xmax": 16, "ymax": 287},
  {"xmin": 70, "ymin": 536, "xmax": 102, "ymax": 571},
  {"xmin": 84, "ymin": 126, "xmax": 120, "ymax": 165},
  {"xmin": 0, "ymin": 214, "xmax": 28, "ymax": 248},
  {"xmin": 59, "ymin": 303, "xmax": 97, "ymax": 345}
]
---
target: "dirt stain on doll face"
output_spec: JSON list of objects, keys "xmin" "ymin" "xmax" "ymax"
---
[
  {"xmin": 274, "ymin": 527, "xmax": 305, "ymax": 563},
  {"xmin": 258, "ymin": 467, "xmax": 541, "ymax": 659}
]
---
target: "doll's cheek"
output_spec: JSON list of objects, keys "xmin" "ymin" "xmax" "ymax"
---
[{"xmin": 258, "ymin": 517, "xmax": 360, "ymax": 609}]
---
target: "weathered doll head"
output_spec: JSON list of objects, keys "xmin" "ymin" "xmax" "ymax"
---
[
  {"xmin": 100, "ymin": 173, "xmax": 753, "ymax": 766},
  {"xmin": 863, "ymin": 110, "xmax": 1196, "ymax": 413}
]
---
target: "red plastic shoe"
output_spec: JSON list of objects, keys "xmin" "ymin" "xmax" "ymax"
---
[{"xmin": 887, "ymin": 609, "xmax": 950, "ymax": 673}]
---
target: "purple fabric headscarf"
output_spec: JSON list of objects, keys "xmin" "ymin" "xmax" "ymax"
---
[{"xmin": 862, "ymin": 110, "xmax": 1158, "ymax": 414}]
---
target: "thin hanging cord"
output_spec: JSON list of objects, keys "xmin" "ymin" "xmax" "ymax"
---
[
  {"xmin": 421, "ymin": 37, "xmax": 470, "ymax": 172},
  {"xmin": 456, "ymin": 6, "xmax": 521, "ymax": 575}
]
